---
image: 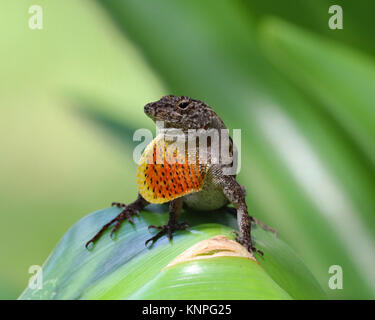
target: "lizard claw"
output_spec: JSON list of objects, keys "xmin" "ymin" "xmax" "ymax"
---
[
  {"xmin": 249, "ymin": 245, "xmax": 264, "ymax": 256},
  {"xmin": 145, "ymin": 222, "xmax": 189, "ymax": 247},
  {"xmin": 250, "ymin": 216, "xmax": 277, "ymax": 236},
  {"xmin": 111, "ymin": 202, "xmax": 127, "ymax": 208},
  {"xmin": 85, "ymin": 203, "xmax": 140, "ymax": 249},
  {"xmin": 233, "ymin": 230, "xmax": 264, "ymax": 256},
  {"xmin": 148, "ymin": 224, "xmax": 163, "ymax": 230},
  {"xmin": 231, "ymin": 230, "xmax": 240, "ymax": 241}
]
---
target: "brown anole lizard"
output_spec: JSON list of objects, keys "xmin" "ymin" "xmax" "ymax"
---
[{"xmin": 86, "ymin": 95, "xmax": 276, "ymax": 255}]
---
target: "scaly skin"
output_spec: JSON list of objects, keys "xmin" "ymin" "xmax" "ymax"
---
[{"xmin": 86, "ymin": 95, "xmax": 276, "ymax": 255}]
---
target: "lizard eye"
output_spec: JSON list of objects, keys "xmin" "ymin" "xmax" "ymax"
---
[{"xmin": 177, "ymin": 100, "xmax": 190, "ymax": 109}]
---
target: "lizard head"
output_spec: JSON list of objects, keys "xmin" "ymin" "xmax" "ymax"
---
[{"xmin": 144, "ymin": 95, "xmax": 225, "ymax": 130}]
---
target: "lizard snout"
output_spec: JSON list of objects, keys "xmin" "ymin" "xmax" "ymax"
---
[{"xmin": 144, "ymin": 103, "xmax": 154, "ymax": 117}]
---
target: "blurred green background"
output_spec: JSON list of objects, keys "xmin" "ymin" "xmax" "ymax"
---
[{"xmin": 1, "ymin": 0, "xmax": 374, "ymax": 299}]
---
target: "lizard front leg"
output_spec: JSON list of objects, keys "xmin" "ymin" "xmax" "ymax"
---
[
  {"xmin": 145, "ymin": 197, "xmax": 188, "ymax": 246},
  {"xmin": 210, "ymin": 166, "xmax": 263, "ymax": 256},
  {"xmin": 86, "ymin": 193, "xmax": 148, "ymax": 248}
]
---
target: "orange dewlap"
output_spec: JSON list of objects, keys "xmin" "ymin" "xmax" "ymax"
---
[{"xmin": 136, "ymin": 135, "xmax": 207, "ymax": 204}]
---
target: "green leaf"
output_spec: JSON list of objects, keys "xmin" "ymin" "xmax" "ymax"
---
[
  {"xmin": 128, "ymin": 258, "xmax": 291, "ymax": 300},
  {"xmin": 19, "ymin": 206, "xmax": 324, "ymax": 300},
  {"xmin": 260, "ymin": 17, "xmax": 375, "ymax": 170},
  {"xmin": 244, "ymin": 0, "xmax": 375, "ymax": 57},
  {"xmin": 94, "ymin": 0, "xmax": 375, "ymax": 298}
]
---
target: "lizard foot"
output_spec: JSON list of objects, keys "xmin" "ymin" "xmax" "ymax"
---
[
  {"xmin": 145, "ymin": 221, "xmax": 189, "ymax": 246},
  {"xmin": 224, "ymin": 207, "xmax": 277, "ymax": 236},
  {"xmin": 250, "ymin": 217, "xmax": 278, "ymax": 236},
  {"xmin": 85, "ymin": 203, "xmax": 140, "ymax": 249},
  {"xmin": 232, "ymin": 230, "xmax": 264, "ymax": 256},
  {"xmin": 111, "ymin": 202, "xmax": 127, "ymax": 208}
]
